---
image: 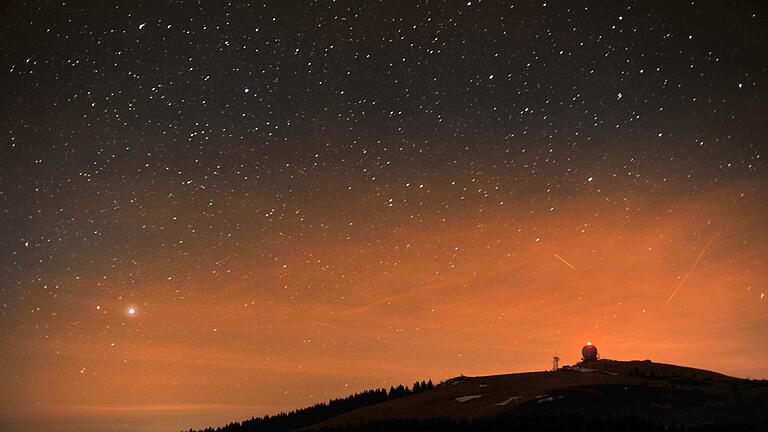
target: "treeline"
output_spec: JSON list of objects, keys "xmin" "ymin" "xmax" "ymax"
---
[
  {"xmin": 311, "ymin": 414, "xmax": 765, "ymax": 432},
  {"xmin": 186, "ymin": 380, "xmax": 434, "ymax": 432}
]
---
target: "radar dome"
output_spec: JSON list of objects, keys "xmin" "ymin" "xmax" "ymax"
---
[{"xmin": 582, "ymin": 342, "xmax": 598, "ymax": 361}]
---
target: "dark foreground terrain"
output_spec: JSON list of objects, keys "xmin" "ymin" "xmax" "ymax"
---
[{"xmin": 188, "ymin": 360, "xmax": 768, "ymax": 432}]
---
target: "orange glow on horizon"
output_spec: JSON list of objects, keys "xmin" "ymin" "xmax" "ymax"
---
[
  {"xmin": 3, "ymin": 2, "xmax": 767, "ymax": 432},
  {"xmin": 2, "ymin": 179, "xmax": 766, "ymax": 432}
]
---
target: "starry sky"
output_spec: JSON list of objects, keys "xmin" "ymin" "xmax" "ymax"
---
[{"xmin": 1, "ymin": 1, "xmax": 767, "ymax": 431}]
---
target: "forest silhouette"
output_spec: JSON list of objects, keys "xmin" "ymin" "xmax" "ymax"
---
[{"xmin": 186, "ymin": 380, "xmax": 434, "ymax": 432}]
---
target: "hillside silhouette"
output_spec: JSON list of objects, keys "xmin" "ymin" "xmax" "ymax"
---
[
  {"xmin": 187, "ymin": 360, "xmax": 768, "ymax": 432},
  {"xmin": 187, "ymin": 381, "xmax": 434, "ymax": 432}
]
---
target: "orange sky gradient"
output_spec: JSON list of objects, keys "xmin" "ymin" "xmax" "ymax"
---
[{"xmin": 2, "ymin": 175, "xmax": 766, "ymax": 432}]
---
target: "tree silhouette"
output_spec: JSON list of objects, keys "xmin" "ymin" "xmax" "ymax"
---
[{"xmin": 188, "ymin": 380, "xmax": 436, "ymax": 432}]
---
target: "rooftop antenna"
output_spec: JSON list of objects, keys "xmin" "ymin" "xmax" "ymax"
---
[{"xmin": 552, "ymin": 355, "xmax": 560, "ymax": 372}]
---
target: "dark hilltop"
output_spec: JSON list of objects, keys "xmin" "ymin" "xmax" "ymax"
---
[{"xmin": 188, "ymin": 348, "xmax": 768, "ymax": 432}]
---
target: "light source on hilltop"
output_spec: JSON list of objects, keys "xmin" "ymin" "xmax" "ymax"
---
[{"xmin": 582, "ymin": 341, "xmax": 598, "ymax": 361}]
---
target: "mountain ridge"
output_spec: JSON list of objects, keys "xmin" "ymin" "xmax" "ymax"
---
[{"xmin": 189, "ymin": 359, "xmax": 768, "ymax": 432}]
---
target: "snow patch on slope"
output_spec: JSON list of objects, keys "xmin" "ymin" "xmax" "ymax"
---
[
  {"xmin": 495, "ymin": 396, "xmax": 522, "ymax": 406},
  {"xmin": 455, "ymin": 394, "xmax": 483, "ymax": 403}
]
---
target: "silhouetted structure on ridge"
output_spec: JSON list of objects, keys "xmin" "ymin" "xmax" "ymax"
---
[{"xmin": 582, "ymin": 342, "xmax": 598, "ymax": 361}]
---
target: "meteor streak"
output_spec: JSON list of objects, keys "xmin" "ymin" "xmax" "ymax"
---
[
  {"xmin": 665, "ymin": 232, "xmax": 716, "ymax": 304},
  {"xmin": 554, "ymin": 253, "xmax": 576, "ymax": 270}
]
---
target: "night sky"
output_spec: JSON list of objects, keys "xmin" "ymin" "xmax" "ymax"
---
[{"xmin": 1, "ymin": 1, "xmax": 767, "ymax": 431}]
